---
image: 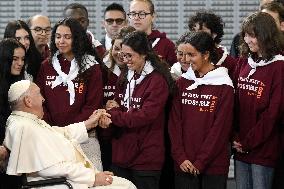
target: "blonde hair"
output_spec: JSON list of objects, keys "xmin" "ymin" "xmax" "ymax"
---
[{"xmin": 130, "ymin": 0, "xmax": 155, "ymax": 14}]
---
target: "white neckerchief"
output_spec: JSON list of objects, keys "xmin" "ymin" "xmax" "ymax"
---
[
  {"xmin": 247, "ymin": 54, "xmax": 284, "ymax": 78},
  {"xmin": 170, "ymin": 62, "xmax": 182, "ymax": 77},
  {"xmin": 152, "ymin": 38, "xmax": 160, "ymax": 48},
  {"xmin": 86, "ymin": 30, "xmax": 102, "ymax": 47},
  {"xmin": 215, "ymin": 45, "xmax": 228, "ymax": 66},
  {"xmin": 123, "ymin": 61, "xmax": 154, "ymax": 110},
  {"xmin": 182, "ymin": 66, "xmax": 234, "ymax": 90},
  {"xmin": 103, "ymin": 53, "xmax": 121, "ymax": 76},
  {"xmin": 51, "ymin": 51, "xmax": 98, "ymax": 105}
]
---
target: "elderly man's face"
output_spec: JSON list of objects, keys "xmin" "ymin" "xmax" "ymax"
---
[{"xmin": 29, "ymin": 84, "xmax": 45, "ymax": 119}]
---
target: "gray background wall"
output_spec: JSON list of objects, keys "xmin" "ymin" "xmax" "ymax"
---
[{"xmin": 0, "ymin": 0, "xmax": 259, "ymax": 49}]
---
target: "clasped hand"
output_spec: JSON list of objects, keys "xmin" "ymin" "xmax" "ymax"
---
[{"xmin": 180, "ymin": 160, "xmax": 200, "ymax": 176}]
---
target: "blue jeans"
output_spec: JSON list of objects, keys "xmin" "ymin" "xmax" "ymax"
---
[{"xmin": 235, "ymin": 160, "xmax": 274, "ymax": 189}]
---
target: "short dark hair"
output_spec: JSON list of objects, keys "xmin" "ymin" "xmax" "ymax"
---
[
  {"xmin": 63, "ymin": 3, "xmax": 88, "ymax": 17},
  {"xmin": 188, "ymin": 10, "xmax": 224, "ymax": 44},
  {"xmin": 261, "ymin": 2, "xmax": 284, "ymax": 21},
  {"xmin": 104, "ymin": 3, "xmax": 126, "ymax": 19}
]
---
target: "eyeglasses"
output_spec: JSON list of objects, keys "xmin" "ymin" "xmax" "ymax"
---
[
  {"xmin": 118, "ymin": 52, "xmax": 133, "ymax": 61},
  {"xmin": 176, "ymin": 51, "xmax": 193, "ymax": 58},
  {"xmin": 31, "ymin": 27, "xmax": 52, "ymax": 35},
  {"xmin": 127, "ymin": 12, "xmax": 152, "ymax": 19},
  {"xmin": 105, "ymin": 18, "xmax": 125, "ymax": 25}
]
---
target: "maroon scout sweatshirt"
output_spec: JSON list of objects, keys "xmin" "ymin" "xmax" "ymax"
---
[
  {"xmin": 108, "ymin": 71, "xmax": 169, "ymax": 170},
  {"xmin": 148, "ymin": 30, "xmax": 177, "ymax": 66},
  {"xmin": 36, "ymin": 54, "xmax": 103, "ymax": 126},
  {"xmin": 234, "ymin": 57, "xmax": 284, "ymax": 167},
  {"xmin": 169, "ymin": 70, "xmax": 234, "ymax": 175}
]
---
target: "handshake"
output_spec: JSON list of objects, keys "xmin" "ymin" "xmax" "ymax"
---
[{"xmin": 84, "ymin": 100, "xmax": 120, "ymax": 130}]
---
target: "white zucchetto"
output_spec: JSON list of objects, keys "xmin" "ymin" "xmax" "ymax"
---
[{"xmin": 8, "ymin": 80, "xmax": 31, "ymax": 102}]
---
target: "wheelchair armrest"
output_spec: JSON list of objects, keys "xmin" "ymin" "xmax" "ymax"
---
[{"xmin": 22, "ymin": 177, "xmax": 73, "ymax": 189}]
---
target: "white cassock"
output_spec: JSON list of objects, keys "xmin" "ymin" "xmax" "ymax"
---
[{"xmin": 4, "ymin": 111, "xmax": 136, "ymax": 189}]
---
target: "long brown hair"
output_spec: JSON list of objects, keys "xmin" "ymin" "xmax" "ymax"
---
[{"xmin": 240, "ymin": 11, "xmax": 284, "ymax": 60}]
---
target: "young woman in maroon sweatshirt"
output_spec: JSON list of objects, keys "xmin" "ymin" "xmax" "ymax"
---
[
  {"xmin": 99, "ymin": 26, "xmax": 135, "ymax": 171},
  {"xmin": 36, "ymin": 18, "xmax": 104, "ymax": 170},
  {"xmin": 169, "ymin": 32, "xmax": 234, "ymax": 189},
  {"xmin": 127, "ymin": 0, "xmax": 177, "ymax": 66},
  {"xmin": 103, "ymin": 31, "xmax": 174, "ymax": 189},
  {"xmin": 233, "ymin": 12, "xmax": 284, "ymax": 189},
  {"xmin": 188, "ymin": 10, "xmax": 237, "ymax": 77}
]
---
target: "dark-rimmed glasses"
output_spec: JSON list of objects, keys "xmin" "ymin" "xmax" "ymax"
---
[
  {"xmin": 31, "ymin": 27, "xmax": 52, "ymax": 35},
  {"xmin": 127, "ymin": 12, "xmax": 152, "ymax": 19},
  {"xmin": 118, "ymin": 52, "xmax": 133, "ymax": 61}
]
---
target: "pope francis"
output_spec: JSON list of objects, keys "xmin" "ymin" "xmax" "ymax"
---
[{"xmin": 3, "ymin": 80, "xmax": 137, "ymax": 189}]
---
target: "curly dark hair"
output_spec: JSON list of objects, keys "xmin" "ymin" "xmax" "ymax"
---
[
  {"xmin": 240, "ymin": 11, "xmax": 284, "ymax": 60},
  {"xmin": 188, "ymin": 10, "xmax": 224, "ymax": 44},
  {"xmin": 4, "ymin": 20, "xmax": 42, "ymax": 79},
  {"xmin": 118, "ymin": 31, "xmax": 175, "ymax": 95},
  {"xmin": 49, "ymin": 17, "xmax": 101, "ymax": 81}
]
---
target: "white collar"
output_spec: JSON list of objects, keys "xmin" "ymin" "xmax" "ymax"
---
[
  {"xmin": 247, "ymin": 54, "xmax": 284, "ymax": 78},
  {"xmin": 170, "ymin": 62, "xmax": 182, "ymax": 78},
  {"xmin": 105, "ymin": 34, "xmax": 112, "ymax": 51},
  {"xmin": 51, "ymin": 51, "xmax": 98, "ymax": 105},
  {"xmin": 86, "ymin": 30, "xmax": 102, "ymax": 47},
  {"xmin": 215, "ymin": 45, "xmax": 228, "ymax": 66},
  {"xmin": 182, "ymin": 66, "xmax": 234, "ymax": 90},
  {"xmin": 123, "ymin": 61, "xmax": 154, "ymax": 110}
]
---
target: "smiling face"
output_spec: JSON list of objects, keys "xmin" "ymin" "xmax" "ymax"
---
[
  {"xmin": 15, "ymin": 28, "xmax": 30, "ymax": 51},
  {"xmin": 11, "ymin": 47, "xmax": 25, "ymax": 75},
  {"xmin": 244, "ymin": 33, "xmax": 260, "ymax": 55},
  {"xmin": 111, "ymin": 39, "xmax": 124, "ymax": 66},
  {"xmin": 176, "ymin": 43, "xmax": 191, "ymax": 72},
  {"xmin": 182, "ymin": 43, "xmax": 211, "ymax": 76},
  {"xmin": 121, "ymin": 44, "xmax": 145, "ymax": 73},
  {"xmin": 128, "ymin": 0, "xmax": 155, "ymax": 35},
  {"xmin": 55, "ymin": 25, "xmax": 74, "ymax": 59}
]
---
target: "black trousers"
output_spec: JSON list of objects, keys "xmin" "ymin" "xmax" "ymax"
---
[
  {"xmin": 99, "ymin": 139, "xmax": 112, "ymax": 171},
  {"xmin": 175, "ymin": 172, "xmax": 227, "ymax": 189},
  {"xmin": 111, "ymin": 165, "xmax": 161, "ymax": 189},
  {"xmin": 0, "ymin": 173, "xmax": 22, "ymax": 189}
]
